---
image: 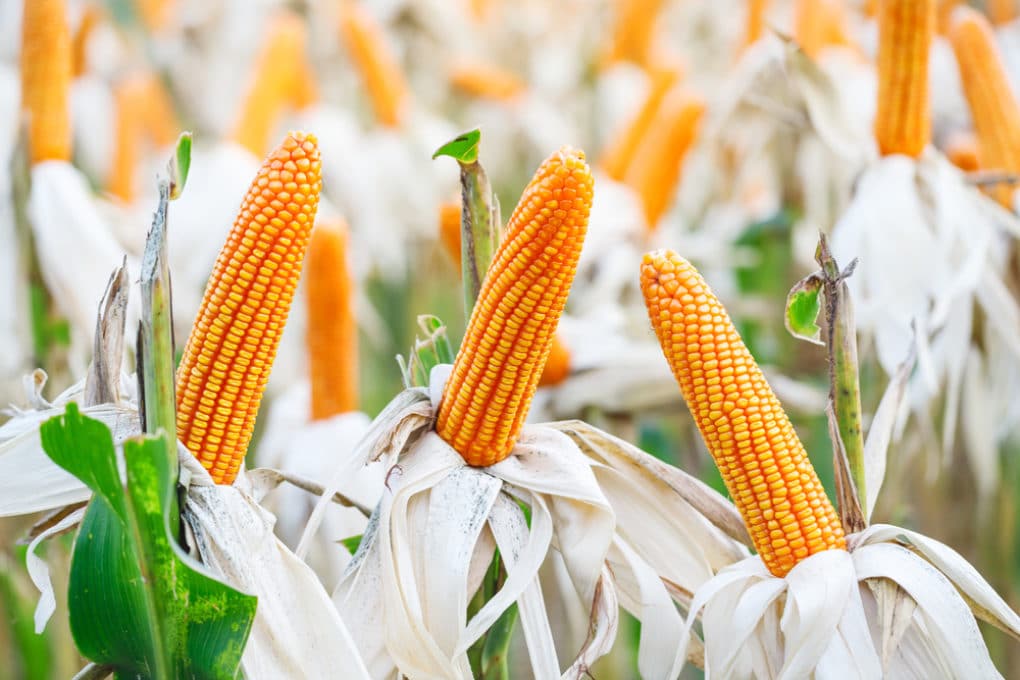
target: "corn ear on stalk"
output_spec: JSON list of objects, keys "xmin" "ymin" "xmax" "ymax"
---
[
  {"xmin": 793, "ymin": 0, "xmax": 855, "ymax": 58},
  {"xmin": 21, "ymin": 0, "xmax": 72, "ymax": 164},
  {"xmin": 874, "ymin": 0, "xmax": 935, "ymax": 158},
  {"xmin": 606, "ymin": 0, "xmax": 666, "ymax": 66},
  {"xmin": 537, "ymin": 335, "xmax": 572, "ymax": 387},
  {"xmin": 71, "ymin": 4, "xmax": 102, "ymax": 76},
  {"xmin": 339, "ymin": 3, "xmax": 408, "ymax": 128},
  {"xmin": 745, "ymin": 0, "xmax": 769, "ymax": 46},
  {"xmin": 307, "ymin": 220, "xmax": 359, "ymax": 420},
  {"xmin": 949, "ymin": 7, "xmax": 1020, "ymax": 206},
  {"xmin": 989, "ymin": 0, "xmax": 1018, "ymax": 25},
  {"xmin": 641, "ymin": 250, "xmax": 846, "ymax": 577},
  {"xmin": 176, "ymin": 132, "xmax": 323, "ymax": 484},
  {"xmin": 436, "ymin": 148, "xmax": 593, "ymax": 466}
]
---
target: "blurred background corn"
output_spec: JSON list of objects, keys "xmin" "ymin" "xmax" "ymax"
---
[
  {"xmin": 176, "ymin": 132, "xmax": 323, "ymax": 484},
  {"xmin": 949, "ymin": 6, "xmax": 1020, "ymax": 206},
  {"xmin": 20, "ymin": 0, "xmax": 72, "ymax": 165},
  {"xmin": 339, "ymin": 3, "xmax": 408, "ymax": 128},
  {"xmin": 623, "ymin": 88, "xmax": 705, "ymax": 229},
  {"xmin": 600, "ymin": 64, "xmax": 682, "ymax": 182},
  {"xmin": 641, "ymin": 249, "xmax": 846, "ymax": 577},
  {"xmin": 449, "ymin": 61, "xmax": 526, "ymax": 102},
  {"xmin": 436, "ymin": 147, "xmax": 593, "ymax": 466},
  {"xmin": 231, "ymin": 13, "xmax": 316, "ymax": 158},
  {"xmin": 873, "ymin": 0, "xmax": 935, "ymax": 158},
  {"xmin": 605, "ymin": 0, "xmax": 666, "ymax": 67},
  {"xmin": 306, "ymin": 219, "xmax": 359, "ymax": 421},
  {"xmin": 944, "ymin": 130, "xmax": 981, "ymax": 171}
]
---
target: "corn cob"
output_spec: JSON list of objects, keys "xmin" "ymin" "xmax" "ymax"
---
[
  {"xmin": 306, "ymin": 220, "xmax": 359, "ymax": 420},
  {"xmin": 176, "ymin": 132, "xmax": 322, "ymax": 484},
  {"xmin": 990, "ymin": 0, "xmax": 1018, "ymax": 25},
  {"xmin": 449, "ymin": 61, "xmax": 526, "ymax": 102},
  {"xmin": 21, "ymin": 0, "xmax": 72, "ymax": 164},
  {"xmin": 339, "ymin": 3, "xmax": 408, "ymax": 128},
  {"xmin": 438, "ymin": 195, "xmax": 574, "ymax": 388},
  {"xmin": 623, "ymin": 88, "xmax": 705, "ymax": 229},
  {"xmin": 600, "ymin": 65, "xmax": 682, "ymax": 181},
  {"xmin": 944, "ymin": 130, "xmax": 981, "ymax": 171},
  {"xmin": 232, "ymin": 13, "xmax": 316, "ymax": 157},
  {"xmin": 641, "ymin": 250, "xmax": 846, "ymax": 577},
  {"xmin": 873, "ymin": 0, "xmax": 935, "ymax": 158},
  {"xmin": 72, "ymin": 4, "xmax": 102, "ymax": 76},
  {"xmin": 436, "ymin": 148, "xmax": 593, "ymax": 466},
  {"xmin": 949, "ymin": 7, "xmax": 1020, "ymax": 206},
  {"xmin": 606, "ymin": 0, "xmax": 666, "ymax": 66}
]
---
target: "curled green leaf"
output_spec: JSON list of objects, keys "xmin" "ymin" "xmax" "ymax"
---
[
  {"xmin": 168, "ymin": 132, "xmax": 192, "ymax": 200},
  {"xmin": 432, "ymin": 128, "xmax": 481, "ymax": 164},
  {"xmin": 784, "ymin": 273, "xmax": 824, "ymax": 345}
]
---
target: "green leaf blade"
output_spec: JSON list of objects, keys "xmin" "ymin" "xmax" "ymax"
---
[{"xmin": 784, "ymin": 274, "xmax": 824, "ymax": 345}]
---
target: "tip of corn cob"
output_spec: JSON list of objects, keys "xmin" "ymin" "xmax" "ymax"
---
[
  {"xmin": 436, "ymin": 146, "xmax": 593, "ymax": 467},
  {"xmin": 176, "ymin": 131, "xmax": 322, "ymax": 484},
  {"xmin": 641, "ymin": 249, "xmax": 846, "ymax": 577}
]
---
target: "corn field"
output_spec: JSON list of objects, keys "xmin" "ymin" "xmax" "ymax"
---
[{"xmin": 3, "ymin": 0, "xmax": 1020, "ymax": 678}]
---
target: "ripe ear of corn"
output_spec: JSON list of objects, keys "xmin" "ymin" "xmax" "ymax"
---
[
  {"xmin": 306, "ymin": 220, "xmax": 359, "ymax": 420},
  {"xmin": 623, "ymin": 88, "xmax": 705, "ymax": 230},
  {"xmin": 436, "ymin": 148, "xmax": 593, "ymax": 466},
  {"xmin": 21, "ymin": 0, "xmax": 72, "ymax": 164},
  {"xmin": 641, "ymin": 250, "xmax": 846, "ymax": 577},
  {"xmin": 949, "ymin": 7, "xmax": 1020, "ymax": 206},
  {"xmin": 874, "ymin": 0, "xmax": 935, "ymax": 158},
  {"xmin": 232, "ymin": 13, "xmax": 316, "ymax": 158},
  {"xmin": 107, "ymin": 73, "xmax": 180, "ymax": 201},
  {"xmin": 438, "ymin": 195, "xmax": 573, "ymax": 388},
  {"xmin": 600, "ymin": 65, "xmax": 682, "ymax": 181},
  {"xmin": 339, "ymin": 3, "xmax": 408, "ymax": 128},
  {"xmin": 176, "ymin": 132, "xmax": 322, "ymax": 484}
]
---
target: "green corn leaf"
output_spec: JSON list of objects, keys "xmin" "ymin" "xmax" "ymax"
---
[
  {"xmin": 40, "ymin": 404, "xmax": 256, "ymax": 679},
  {"xmin": 784, "ymin": 273, "xmax": 824, "ymax": 346}
]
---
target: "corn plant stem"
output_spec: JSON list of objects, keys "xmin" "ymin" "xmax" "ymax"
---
[
  {"xmin": 137, "ymin": 178, "xmax": 180, "ymax": 535},
  {"xmin": 458, "ymin": 159, "xmax": 500, "ymax": 319},
  {"xmin": 71, "ymin": 663, "xmax": 114, "ymax": 680},
  {"xmin": 816, "ymin": 236, "xmax": 866, "ymax": 526}
]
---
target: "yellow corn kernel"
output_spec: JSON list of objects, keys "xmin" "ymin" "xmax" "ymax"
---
[
  {"xmin": 623, "ymin": 88, "xmax": 705, "ymax": 230},
  {"xmin": 793, "ymin": 0, "xmax": 855, "ymax": 58},
  {"xmin": 989, "ymin": 0, "xmax": 1018, "ymax": 25},
  {"xmin": 306, "ymin": 220, "xmax": 359, "ymax": 420},
  {"xmin": 449, "ymin": 61, "xmax": 526, "ymax": 102},
  {"xmin": 176, "ymin": 132, "xmax": 323, "ymax": 484},
  {"xmin": 231, "ymin": 13, "xmax": 317, "ymax": 158},
  {"xmin": 745, "ymin": 0, "xmax": 769, "ymax": 46},
  {"xmin": 339, "ymin": 3, "xmax": 408, "ymax": 128},
  {"xmin": 944, "ymin": 130, "xmax": 981, "ymax": 171},
  {"xmin": 72, "ymin": 4, "xmax": 102, "ymax": 76},
  {"xmin": 21, "ymin": 0, "xmax": 72, "ymax": 164},
  {"xmin": 436, "ymin": 148, "xmax": 594, "ymax": 466},
  {"xmin": 641, "ymin": 250, "xmax": 846, "ymax": 577},
  {"xmin": 949, "ymin": 7, "xmax": 1020, "ymax": 206},
  {"xmin": 606, "ymin": 0, "xmax": 666, "ymax": 66},
  {"xmin": 874, "ymin": 0, "xmax": 935, "ymax": 158},
  {"xmin": 600, "ymin": 65, "xmax": 682, "ymax": 181}
]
